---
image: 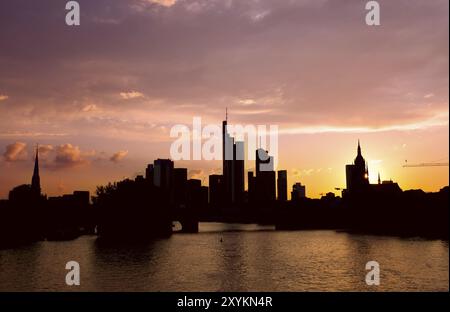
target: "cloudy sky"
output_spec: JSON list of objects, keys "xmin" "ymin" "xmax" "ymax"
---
[{"xmin": 0, "ymin": 0, "xmax": 448, "ymax": 198}]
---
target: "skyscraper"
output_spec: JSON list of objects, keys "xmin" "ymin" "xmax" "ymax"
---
[
  {"xmin": 31, "ymin": 146, "xmax": 41, "ymax": 195},
  {"xmin": 254, "ymin": 148, "xmax": 276, "ymax": 202},
  {"xmin": 145, "ymin": 164, "xmax": 154, "ymax": 184},
  {"xmin": 173, "ymin": 168, "xmax": 188, "ymax": 206},
  {"xmin": 222, "ymin": 110, "xmax": 245, "ymax": 205},
  {"xmin": 187, "ymin": 179, "xmax": 202, "ymax": 205},
  {"xmin": 209, "ymin": 174, "xmax": 224, "ymax": 207},
  {"xmin": 153, "ymin": 159, "xmax": 174, "ymax": 190},
  {"xmin": 222, "ymin": 109, "xmax": 234, "ymax": 204},
  {"xmin": 256, "ymin": 148, "xmax": 274, "ymax": 174},
  {"xmin": 345, "ymin": 140, "xmax": 369, "ymax": 192},
  {"xmin": 291, "ymin": 182, "xmax": 306, "ymax": 201},
  {"xmin": 247, "ymin": 171, "xmax": 256, "ymax": 203},
  {"xmin": 233, "ymin": 141, "xmax": 245, "ymax": 203},
  {"xmin": 277, "ymin": 170, "xmax": 287, "ymax": 201}
]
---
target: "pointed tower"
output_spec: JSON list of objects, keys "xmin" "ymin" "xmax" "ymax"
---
[
  {"xmin": 353, "ymin": 140, "xmax": 369, "ymax": 186},
  {"xmin": 31, "ymin": 145, "xmax": 41, "ymax": 195},
  {"xmin": 354, "ymin": 139, "xmax": 365, "ymax": 169},
  {"xmin": 378, "ymin": 172, "xmax": 381, "ymax": 185}
]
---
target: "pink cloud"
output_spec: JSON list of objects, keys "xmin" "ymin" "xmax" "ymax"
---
[
  {"xmin": 2, "ymin": 142, "xmax": 28, "ymax": 162},
  {"xmin": 50, "ymin": 144, "xmax": 89, "ymax": 169},
  {"xmin": 110, "ymin": 150, "xmax": 129, "ymax": 163}
]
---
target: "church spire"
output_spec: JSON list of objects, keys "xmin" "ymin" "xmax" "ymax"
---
[
  {"xmin": 31, "ymin": 144, "xmax": 41, "ymax": 195},
  {"xmin": 378, "ymin": 172, "xmax": 381, "ymax": 184},
  {"xmin": 357, "ymin": 139, "xmax": 361, "ymax": 156}
]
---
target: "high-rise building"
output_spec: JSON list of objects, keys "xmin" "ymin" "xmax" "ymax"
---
[
  {"xmin": 253, "ymin": 148, "xmax": 276, "ymax": 202},
  {"xmin": 145, "ymin": 164, "xmax": 154, "ymax": 184},
  {"xmin": 222, "ymin": 110, "xmax": 234, "ymax": 204},
  {"xmin": 247, "ymin": 171, "xmax": 256, "ymax": 203},
  {"xmin": 256, "ymin": 148, "xmax": 274, "ymax": 175},
  {"xmin": 222, "ymin": 110, "xmax": 245, "ymax": 205},
  {"xmin": 153, "ymin": 159, "xmax": 174, "ymax": 190},
  {"xmin": 31, "ymin": 146, "xmax": 41, "ymax": 195},
  {"xmin": 345, "ymin": 140, "xmax": 369, "ymax": 192},
  {"xmin": 233, "ymin": 141, "xmax": 245, "ymax": 203},
  {"xmin": 209, "ymin": 174, "xmax": 224, "ymax": 207},
  {"xmin": 187, "ymin": 179, "xmax": 202, "ymax": 205},
  {"xmin": 200, "ymin": 186, "xmax": 209, "ymax": 208},
  {"xmin": 277, "ymin": 170, "xmax": 287, "ymax": 201},
  {"xmin": 291, "ymin": 182, "xmax": 306, "ymax": 201},
  {"xmin": 173, "ymin": 168, "xmax": 188, "ymax": 205},
  {"xmin": 257, "ymin": 171, "xmax": 276, "ymax": 202}
]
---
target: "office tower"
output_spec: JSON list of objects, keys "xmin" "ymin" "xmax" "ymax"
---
[
  {"xmin": 277, "ymin": 170, "xmax": 287, "ymax": 201},
  {"xmin": 209, "ymin": 174, "xmax": 224, "ymax": 207},
  {"xmin": 153, "ymin": 159, "xmax": 174, "ymax": 190},
  {"xmin": 247, "ymin": 171, "xmax": 256, "ymax": 203},
  {"xmin": 345, "ymin": 140, "xmax": 369, "ymax": 192},
  {"xmin": 345, "ymin": 164, "xmax": 354, "ymax": 191},
  {"xmin": 221, "ymin": 110, "xmax": 245, "ymax": 205},
  {"xmin": 31, "ymin": 146, "xmax": 41, "ymax": 195},
  {"xmin": 253, "ymin": 148, "xmax": 276, "ymax": 202},
  {"xmin": 233, "ymin": 141, "xmax": 245, "ymax": 203},
  {"xmin": 257, "ymin": 171, "xmax": 276, "ymax": 202},
  {"xmin": 291, "ymin": 183, "xmax": 306, "ymax": 201},
  {"xmin": 256, "ymin": 148, "xmax": 274, "ymax": 174},
  {"xmin": 173, "ymin": 168, "xmax": 188, "ymax": 205},
  {"xmin": 222, "ymin": 110, "xmax": 234, "ymax": 204},
  {"xmin": 145, "ymin": 164, "xmax": 154, "ymax": 184},
  {"xmin": 187, "ymin": 179, "xmax": 202, "ymax": 205},
  {"xmin": 200, "ymin": 186, "xmax": 209, "ymax": 208}
]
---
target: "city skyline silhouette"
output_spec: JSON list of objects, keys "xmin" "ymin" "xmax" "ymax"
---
[
  {"xmin": 0, "ymin": 111, "xmax": 448, "ymax": 248},
  {"xmin": 0, "ymin": 1, "xmax": 448, "ymax": 200},
  {"xmin": 0, "ymin": 0, "xmax": 448, "ymax": 295}
]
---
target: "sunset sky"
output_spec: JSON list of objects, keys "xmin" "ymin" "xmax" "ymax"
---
[{"xmin": 0, "ymin": 0, "xmax": 448, "ymax": 199}]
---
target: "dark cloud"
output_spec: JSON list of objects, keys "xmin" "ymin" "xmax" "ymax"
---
[
  {"xmin": 2, "ymin": 142, "xmax": 28, "ymax": 162},
  {"xmin": 110, "ymin": 150, "xmax": 128, "ymax": 163},
  {"xmin": 0, "ymin": 0, "xmax": 448, "ymax": 199},
  {"xmin": 0, "ymin": 0, "xmax": 447, "ymax": 140}
]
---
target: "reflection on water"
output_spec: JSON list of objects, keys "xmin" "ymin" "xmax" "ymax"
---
[{"xmin": 0, "ymin": 223, "xmax": 448, "ymax": 291}]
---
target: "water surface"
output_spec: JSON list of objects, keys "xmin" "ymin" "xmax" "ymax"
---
[{"xmin": 0, "ymin": 223, "xmax": 448, "ymax": 291}]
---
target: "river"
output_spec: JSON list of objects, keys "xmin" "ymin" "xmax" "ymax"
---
[{"xmin": 0, "ymin": 223, "xmax": 448, "ymax": 291}]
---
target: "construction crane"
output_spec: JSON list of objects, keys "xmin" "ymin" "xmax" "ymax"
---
[{"xmin": 403, "ymin": 160, "xmax": 449, "ymax": 168}]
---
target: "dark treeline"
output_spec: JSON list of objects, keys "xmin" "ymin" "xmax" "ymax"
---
[{"xmin": 94, "ymin": 177, "xmax": 172, "ymax": 240}]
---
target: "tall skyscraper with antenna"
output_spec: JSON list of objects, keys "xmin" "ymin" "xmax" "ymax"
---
[{"xmin": 222, "ymin": 109, "xmax": 244, "ymax": 205}]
